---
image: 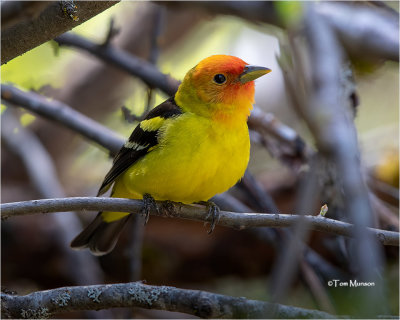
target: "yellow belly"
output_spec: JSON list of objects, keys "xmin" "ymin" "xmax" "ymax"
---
[{"xmin": 103, "ymin": 114, "xmax": 250, "ymax": 222}]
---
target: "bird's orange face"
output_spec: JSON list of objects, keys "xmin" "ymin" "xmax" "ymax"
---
[
  {"xmin": 192, "ymin": 55, "xmax": 255, "ymax": 106},
  {"xmin": 176, "ymin": 55, "xmax": 270, "ymax": 123}
]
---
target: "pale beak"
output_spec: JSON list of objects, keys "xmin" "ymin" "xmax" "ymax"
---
[{"xmin": 239, "ymin": 65, "xmax": 271, "ymax": 84}]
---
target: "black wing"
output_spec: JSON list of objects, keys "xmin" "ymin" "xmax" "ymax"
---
[{"xmin": 97, "ymin": 97, "xmax": 182, "ymax": 196}]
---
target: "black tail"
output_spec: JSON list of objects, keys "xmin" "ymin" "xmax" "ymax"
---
[{"xmin": 71, "ymin": 212, "xmax": 131, "ymax": 256}]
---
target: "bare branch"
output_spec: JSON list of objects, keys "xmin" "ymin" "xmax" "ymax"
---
[
  {"xmin": 1, "ymin": 281, "xmax": 338, "ymax": 319},
  {"xmin": 162, "ymin": 1, "xmax": 399, "ymax": 62},
  {"xmin": 303, "ymin": 2, "xmax": 382, "ymax": 266},
  {"xmin": 1, "ymin": 1, "xmax": 120, "ymax": 64},
  {"xmin": 54, "ymin": 32, "xmax": 180, "ymax": 97},
  {"xmin": 316, "ymin": 2, "xmax": 399, "ymax": 61},
  {"xmin": 278, "ymin": 3, "xmax": 389, "ymax": 315},
  {"xmin": 1, "ymin": 84, "xmax": 124, "ymax": 155},
  {"xmin": 248, "ymin": 106, "xmax": 310, "ymax": 169},
  {"xmin": 1, "ymin": 197, "xmax": 398, "ymax": 247}
]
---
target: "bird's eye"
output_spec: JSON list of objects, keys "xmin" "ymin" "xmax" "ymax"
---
[{"xmin": 213, "ymin": 74, "xmax": 226, "ymax": 85}]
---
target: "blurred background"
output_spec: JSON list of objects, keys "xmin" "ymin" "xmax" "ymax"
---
[{"xmin": 1, "ymin": 1, "xmax": 398, "ymax": 318}]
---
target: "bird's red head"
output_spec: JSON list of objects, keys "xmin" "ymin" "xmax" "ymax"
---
[{"xmin": 175, "ymin": 55, "xmax": 270, "ymax": 123}]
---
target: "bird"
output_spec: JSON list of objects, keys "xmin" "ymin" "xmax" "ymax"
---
[{"xmin": 71, "ymin": 55, "xmax": 271, "ymax": 255}]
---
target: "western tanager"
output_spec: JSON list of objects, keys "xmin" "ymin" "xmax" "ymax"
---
[{"xmin": 71, "ymin": 55, "xmax": 270, "ymax": 255}]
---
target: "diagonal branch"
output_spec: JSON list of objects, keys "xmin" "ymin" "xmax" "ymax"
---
[
  {"xmin": 1, "ymin": 84, "xmax": 124, "ymax": 155},
  {"xmin": 1, "ymin": 197, "xmax": 399, "ymax": 247},
  {"xmin": 1, "ymin": 281, "xmax": 338, "ymax": 319},
  {"xmin": 1, "ymin": 1, "xmax": 120, "ymax": 64},
  {"xmin": 54, "ymin": 32, "xmax": 180, "ymax": 97}
]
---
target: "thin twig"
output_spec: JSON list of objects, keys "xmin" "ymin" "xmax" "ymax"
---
[
  {"xmin": 1, "ymin": 197, "xmax": 398, "ymax": 246},
  {"xmin": 102, "ymin": 17, "xmax": 120, "ymax": 46},
  {"xmin": 0, "ymin": 281, "xmax": 339, "ymax": 319}
]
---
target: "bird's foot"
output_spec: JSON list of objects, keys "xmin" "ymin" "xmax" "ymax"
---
[
  {"xmin": 197, "ymin": 201, "xmax": 220, "ymax": 234},
  {"xmin": 142, "ymin": 193, "xmax": 158, "ymax": 224}
]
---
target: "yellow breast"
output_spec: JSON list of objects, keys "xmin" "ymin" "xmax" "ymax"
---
[{"xmin": 117, "ymin": 113, "xmax": 250, "ymax": 203}]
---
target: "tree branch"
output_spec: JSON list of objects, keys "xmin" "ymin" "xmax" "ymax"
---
[
  {"xmin": 1, "ymin": 84, "xmax": 124, "ymax": 155},
  {"xmin": 54, "ymin": 32, "xmax": 180, "ymax": 97},
  {"xmin": 280, "ymin": 4, "xmax": 388, "ymax": 315},
  {"xmin": 1, "ymin": 197, "xmax": 398, "ymax": 247},
  {"xmin": 162, "ymin": 1, "xmax": 399, "ymax": 62},
  {"xmin": 1, "ymin": 281, "xmax": 338, "ymax": 319},
  {"xmin": 316, "ymin": 2, "xmax": 399, "ymax": 62},
  {"xmin": 1, "ymin": 1, "xmax": 120, "ymax": 64},
  {"xmin": 248, "ymin": 106, "xmax": 310, "ymax": 169}
]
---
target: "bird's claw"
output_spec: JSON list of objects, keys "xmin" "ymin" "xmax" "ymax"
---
[
  {"xmin": 198, "ymin": 201, "xmax": 220, "ymax": 234},
  {"xmin": 142, "ymin": 193, "xmax": 158, "ymax": 225}
]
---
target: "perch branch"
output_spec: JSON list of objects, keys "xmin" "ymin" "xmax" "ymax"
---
[
  {"xmin": 0, "ymin": 281, "xmax": 338, "ymax": 319},
  {"xmin": 1, "ymin": 197, "xmax": 398, "ymax": 247}
]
